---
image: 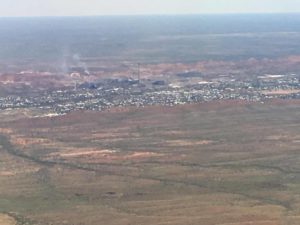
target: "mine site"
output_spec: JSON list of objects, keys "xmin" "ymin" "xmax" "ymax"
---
[{"xmin": 0, "ymin": 4, "xmax": 300, "ymax": 225}]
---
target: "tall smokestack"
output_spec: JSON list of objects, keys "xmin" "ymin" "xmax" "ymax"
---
[{"xmin": 137, "ymin": 63, "xmax": 140, "ymax": 83}]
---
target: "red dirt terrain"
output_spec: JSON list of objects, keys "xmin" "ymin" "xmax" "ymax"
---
[{"xmin": 0, "ymin": 100, "xmax": 300, "ymax": 225}]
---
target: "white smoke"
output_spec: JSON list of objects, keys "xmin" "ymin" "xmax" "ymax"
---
[
  {"xmin": 60, "ymin": 47, "xmax": 71, "ymax": 75},
  {"xmin": 73, "ymin": 54, "xmax": 90, "ymax": 75}
]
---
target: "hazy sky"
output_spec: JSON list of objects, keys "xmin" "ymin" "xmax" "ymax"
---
[{"xmin": 1, "ymin": 0, "xmax": 300, "ymax": 17}]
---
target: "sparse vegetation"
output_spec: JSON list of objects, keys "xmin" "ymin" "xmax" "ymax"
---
[{"xmin": 0, "ymin": 100, "xmax": 300, "ymax": 224}]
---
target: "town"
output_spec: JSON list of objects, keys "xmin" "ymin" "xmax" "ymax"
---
[{"xmin": 0, "ymin": 72, "xmax": 299, "ymax": 114}]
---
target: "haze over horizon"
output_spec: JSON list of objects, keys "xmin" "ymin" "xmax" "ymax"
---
[{"xmin": 0, "ymin": 0, "xmax": 300, "ymax": 17}]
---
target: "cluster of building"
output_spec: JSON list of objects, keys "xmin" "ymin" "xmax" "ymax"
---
[{"xmin": 0, "ymin": 73, "xmax": 299, "ymax": 114}]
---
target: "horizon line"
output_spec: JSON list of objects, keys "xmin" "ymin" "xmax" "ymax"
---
[{"xmin": 1, "ymin": 11, "xmax": 300, "ymax": 19}]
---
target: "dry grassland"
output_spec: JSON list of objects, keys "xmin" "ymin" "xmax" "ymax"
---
[{"xmin": 0, "ymin": 100, "xmax": 300, "ymax": 225}]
